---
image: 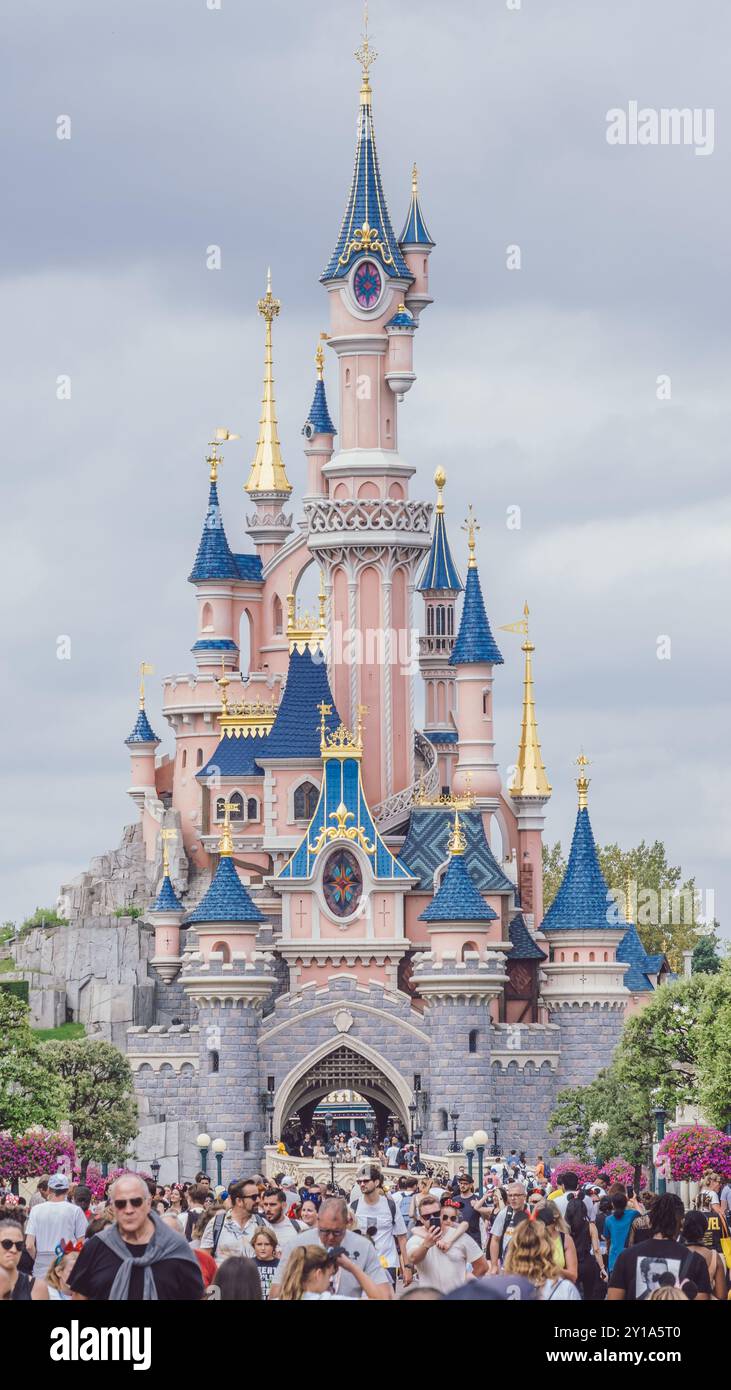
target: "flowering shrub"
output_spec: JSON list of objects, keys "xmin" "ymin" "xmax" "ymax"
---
[
  {"xmin": 548, "ymin": 1157, "xmax": 648, "ymax": 1188},
  {"xmin": 549, "ymin": 1160, "xmax": 599, "ymax": 1186},
  {"xmin": 80, "ymin": 1165, "xmax": 154, "ymax": 1199},
  {"xmin": 599, "ymin": 1158, "xmax": 648, "ymax": 1188},
  {"xmin": 0, "ymin": 1128, "xmax": 77, "ymax": 1183},
  {"xmin": 658, "ymin": 1127, "xmax": 731, "ymax": 1182}
]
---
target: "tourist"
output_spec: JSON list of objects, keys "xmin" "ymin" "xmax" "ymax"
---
[
  {"xmin": 607, "ymin": 1193, "xmax": 712, "ymax": 1301},
  {"xmin": 67, "ymin": 1173, "xmax": 204, "ymax": 1300},
  {"xmin": 270, "ymin": 1197, "xmax": 393, "ymax": 1299},
  {"xmin": 681, "ymin": 1210, "xmax": 727, "ymax": 1300},
  {"xmin": 553, "ymin": 1171, "xmax": 593, "ymax": 1221},
  {"xmin": 71, "ymin": 1185, "xmax": 92, "ymax": 1220},
  {"xmin": 535, "ymin": 1201, "xmax": 578, "ymax": 1283},
  {"xmin": 278, "ymin": 1243, "xmax": 384, "ymax": 1301},
  {"xmin": 183, "ymin": 1183, "xmax": 210, "ymax": 1240},
  {"xmin": 200, "ymin": 1178, "xmax": 263, "ymax": 1261},
  {"xmin": 534, "ymin": 1156, "xmax": 546, "ymax": 1182},
  {"xmin": 299, "ymin": 1132, "xmax": 314, "ymax": 1158},
  {"xmin": 298, "ymin": 1199, "xmax": 319, "ymax": 1229},
  {"xmin": 697, "ymin": 1171, "xmax": 730, "ymax": 1268},
  {"xmin": 46, "ymin": 1242, "xmax": 81, "ymax": 1300},
  {"xmin": 488, "ymin": 1182, "xmax": 528, "ymax": 1268},
  {"xmin": 385, "ymin": 1138, "xmax": 401, "ymax": 1168},
  {"xmin": 0, "ymin": 1216, "xmax": 49, "ymax": 1300},
  {"xmin": 604, "ymin": 1192, "xmax": 639, "ymax": 1274},
  {"xmin": 25, "ymin": 1174, "xmax": 87, "ymax": 1279},
  {"xmin": 207, "ymin": 1257, "xmax": 262, "ymax": 1301},
  {"xmin": 405, "ymin": 1193, "xmax": 488, "ymax": 1295},
  {"xmin": 627, "ymin": 1192, "xmax": 658, "ymax": 1247},
  {"xmin": 503, "ymin": 1219, "xmax": 581, "ymax": 1300},
  {"xmin": 453, "ymin": 1174, "xmax": 488, "ymax": 1245},
  {"xmin": 260, "ymin": 1187, "xmax": 304, "ymax": 1254},
  {"xmin": 349, "ymin": 1164, "xmax": 409, "ymax": 1286},
  {"xmin": 562, "ymin": 1194, "xmax": 607, "ymax": 1298},
  {"xmin": 29, "ymin": 1177, "xmax": 49, "ymax": 1209}
]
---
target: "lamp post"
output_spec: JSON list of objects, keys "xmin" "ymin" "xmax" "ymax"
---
[
  {"xmin": 196, "ymin": 1133, "xmax": 211, "ymax": 1178},
  {"xmin": 473, "ymin": 1129, "xmax": 489, "ymax": 1197},
  {"xmin": 211, "ymin": 1138, "xmax": 227, "ymax": 1187},
  {"xmin": 413, "ymin": 1129, "xmax": 423, "ymax": 1172},
  {"xmin": 653, "ymin": 1105, "xmax": 668, "ymax": 1196},
  {"xmin": 463, "ymin": 1135, "xmax": 476, "ymax": 1181},
  {"xmin": 491, "ymin": 1115, "xmax": 501, "ymax": 1158},
  {"xmin": 408, "ymin": 1100, "xmax": 417, "ymax": 1143},
  {"xmin": 448, "ymin": 1108, "xmax": 461, "ymax": 1153},
  {"xmin": 150, "ymin": 1157, "xmax": 161, "ymax": 1186},
  {"xmin": 261, "ymin": 1092, "xmax": 275, "ymax": 1146}
]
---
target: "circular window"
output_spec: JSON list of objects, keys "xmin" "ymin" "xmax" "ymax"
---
[
  {"xmin": 353, "ymin": 260, "xmax": 383, "ymax": 309},
  {"xmin": 322, "ymin": 848, "xmax": 363, "ymax": 919}
]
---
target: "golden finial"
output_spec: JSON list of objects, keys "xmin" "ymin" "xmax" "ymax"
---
[
  {"xmin": 218, "ymin": 800, "xmax": 239, "ymax": 858},
  {"xmin": 507, "ymin": 604, "xmax": 552, "ymax": 800},
  {"xmin": 318, "ymin": 701, "xmax": 333, "ymax": 749},
  {"xmin": 161, "ymin": 827, "xmax": 177, "ymax": 879},
  {"xmin": 217, "ymin": 657, "xmax": 230, "ymax": 717},
  {"xmin": 448, "ymin": 811, "xmax": 467, "ymax": 857},
  {"xmin": 412, "ymin": 162, "xmax": 419, "ymax": 195},
  {"xmin": 315, "ymin": 343, "xmax": 325, "ymax": 380},
  {"xmin": 318, "ymin": 571, "xmax": 327, "ymax": 629},
  {"xmin": 286, "ymin": 570, "xmax": 296, "ymax": 631},
  {"xmin": 434, "ymin": 466, "xmax": 447, "ymax": 514},
  {"xmin": 356, "ymin": 704, "xmax": 368, "ymax": 750},
  {"xmin": 245, "ymin": 270, "xmax": 292, "ymax": 496},
  {"xmin": 462, "ymin": 505, "xmax": 480, "ymax": 569},
  {"xmin": 207, "ymin": 427, "xmax": 239, "ymax": 483},
  {"xmin": 139, "ymin": 662, "xmax": 154, "ymax": 710},
  {"xmin": 624, "ymin": 871, "xmax": 634, "ymax": 923},
  {"xmin": 355, "ymin": 0, "xmax": 378, "ymax": 102},
  {"xmin": 576, "ymin": 752, "xmax": 590, "ymax": 809}
]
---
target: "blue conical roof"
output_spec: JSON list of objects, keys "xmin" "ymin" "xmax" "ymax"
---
[
  {"xmin": 541, "ymin": 807, "xmax": 615, "ymax": 932},
  {"xmin": 418, "ymin": 510, "xmax": 463, "ymax": 593},
  {"xmin": 304, "ymin": 378, "xmax": 336, "ymax": 436},
  {"xmin": 151, "ymin": 874, "xmax": 183, "ymax": 914},
  {"xmin": 186, "ymin": 855, "xmax": 266, "ymax": 925},
  {"xmin": 188, "ymin": 481, "xmax": 239, "ymax": 583},
  {"xmin": 125, "ymin": 707, "xmax": 159, "ymax": 744},
  {"xmin": 449, "ymin": 566, "xmax": 504, "ymax": 665},
  {"xmin": 322, "ymin": 90, "xmax": 413, "ymax": 284},
  {"xmin": 260, "ymin": 649, "xmax": 340, "ymax": 761},
  {"xmin": 616, "ymin": 922, "xmax": 667, "ymax": 992},
  {"xmin": 399, "ymin": 183, "xmax": 435, "ymax": 248},
  {"xmin": 419, "ymin": 852, "xmax": 498, "ymax": 924}
]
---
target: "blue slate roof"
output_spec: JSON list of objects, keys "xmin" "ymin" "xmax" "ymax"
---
[
  {"xmin": 541, "ymin": 806, "xmax": 614, "ymax": 933},
  {"xmin": 191, "ymin": 639, "xmax": 239, "ymax": 653},
  {"xmin": 385, "ymin": 307, "xmax": 415, "ymax": 328},
  {"xmin": 450, "ymin": 566, "xmax": 504, "ymax": 665},
  {"xmin": 279, "ymin": 751, "xmax": 412, "ymax": 883},
  {"xmin": 189, "ymin": 481, "xmax": 239, "ymax": 583},
  {"xmin": 151, "ymin": 874, "xmax": 183, "ymax": 914},
  {"xmin": 233, "ymin": 554, "xmax": 264, "ymax": 582},
  {"xmin": 126, "ymin": 708, "xmax": 159, "ymax": 744},
  {"xmin": 418, "ymin": 510, "xmax": 463, "ymax": 593},
  {"xmin": 399, "ymin": 808, "xmax": 515, "ymax": 894},
  {"xmin": 419, "ymin": 851, "xmax": 498, "ymax": 923},
  {"xmin": 197, "ymin": 734, "xmax": 267, "ymax": 780},
  {"xmin": 304, "ymin": 378, "xmax": 336, "ymax": 437},
  {"xmin": 424, "ymin": 729, "xmax": 459, "ymax": 745},
  {"xmin": 258, "ymin": 648, "xmax": 340, "ymax": 761},
  {"xmin": 616, "ymin": 923, "xmax": 666, "ymax": 992},
  {"xmin": 508, "ymin": 913, "xmax": 546, "ymax": 960},
  {"xmin": 399, "ymin": 187, "xmax": 435, "ymax": 248},
  {"xmin": 186, "ymin": 854, "xmax": 266, "ymax": 925},
  {"xmin": 321, "ymin": 94, "xmax": 413, "ymax": 284}
]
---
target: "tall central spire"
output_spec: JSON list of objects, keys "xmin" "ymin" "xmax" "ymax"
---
[
  {"xmin": 510, "ymin": 604, "xmax": 552, "ymax": 799},
  {"xmin": 245, "ymin": 270, "xmax": 292, "ymax": 496}
]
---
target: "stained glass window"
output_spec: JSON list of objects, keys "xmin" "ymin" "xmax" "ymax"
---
[
  {"xmin": 322, "ymin": 848, "xmax": 363, "ymax": 919},
  {"xmin": 353, "ymin": 260, "xmax": 382, "ymax": 309}
]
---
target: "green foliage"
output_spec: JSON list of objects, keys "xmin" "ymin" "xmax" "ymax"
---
[
  {"xmin": 33, "ymin": 1023, "xmax": 86, "ymax": 1042},
  {"xmin": 0, "ymin": 957, "xmax": 16, "ymax": 973},
  {"xmin": 542, "ymin": 842, "xmax": 565, "ymax": 913},
  {"xmin": 0, "ymin": 993, "xmax": 68, "ymax": 1132},
  {"xmin": 42, "ymin": 1038, "xmax": 138, "ymax": 1166},
  {"xmin": 0, "ymin": 980, "xmax": 29, "ymax": 1003},
  {"xmin": 692, "ymin": 934, "xmax": 721, "ymax": 976},
  {"xmin": 113, "ymin": 906, "xmax": 142, "ymax": 920},
  {"xmin": 696, "ymin": 959, "xmax": 731, "ymax": 1128},
  {"xmin": 21, "ymin": 906, "xmax": 65, "ymax": 932}
]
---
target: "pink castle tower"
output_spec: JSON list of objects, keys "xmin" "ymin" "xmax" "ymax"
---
[
  {"xmin": 417, "ymin": 468, "xmax": 464, "ymax": 791},
  {"xmin": 450, "ymin": 510, "xmax": 504, "ymax": 810},
  {"xmin": 305, "ymin": 19, "xmax": 435, "ymax": 812}
]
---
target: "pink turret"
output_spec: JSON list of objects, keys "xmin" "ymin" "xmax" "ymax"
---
[
  {"xmin": 399, "ymin": 163, "xmax": 436, "ymax": 324},
  {"xmin": 450, "ymin": 511, "xmax": 504, "ymax": 806},
  {"xmin": 125, "ymin": 664, "xmax": 160, "ymax": 812}
]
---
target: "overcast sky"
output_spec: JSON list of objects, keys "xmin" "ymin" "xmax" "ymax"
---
[{"xmin": 2, "ymin": 0, "xmax": 729, "ymax": 935}]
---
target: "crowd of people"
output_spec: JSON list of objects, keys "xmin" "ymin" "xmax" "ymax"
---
[{"xmin": 1, "ymin": 1154, "xmax": 729, "ymax": 1302}]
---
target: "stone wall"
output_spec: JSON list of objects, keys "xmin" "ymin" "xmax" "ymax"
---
[
  {"xmin": 549, "ymin": 1003, "xmax": 626, "ymax": 1091},
  {"xmin": 491, "ymin": 1060, "xmax": 558, "ymax": 1159},
  {"xmin": 425, "ymin": 999, "xmax": 495, "ymax": 1149}
]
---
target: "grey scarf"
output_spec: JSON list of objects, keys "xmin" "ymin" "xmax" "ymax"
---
[{"xmin": 97, "ymin": 1209, "xmax": 201, "ymax": 1300}]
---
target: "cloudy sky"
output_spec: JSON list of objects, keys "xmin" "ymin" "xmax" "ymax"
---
[{"xmin": 2, "ymin": 0, "xmax": 729, "ymax": 934}]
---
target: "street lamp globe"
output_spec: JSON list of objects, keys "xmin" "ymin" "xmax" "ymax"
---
[
  {"xmin": 211, "ymin": 1138, "xmax": 227, "ymax": 1154},
  {"xmin": 473, "ymin": 1129, "xmax": 489, "ymax": 1148},
  {"xmin": 196, "ymin": 1133, "xmax": 211, "ymax": 1149},
  {"xmin": 463, "ymin": 1136, "xmax": 476, "ymax": 1152}
]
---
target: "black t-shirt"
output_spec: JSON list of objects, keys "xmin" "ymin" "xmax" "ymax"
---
[
  {"xmin": 609, "ymin": 1238, "xmax": 711, "ymax": 1300},
  {"xmin": 453, "ymin": 1195, "xmax": 482, "ymax": 1242},
  {"xmin": 69, "ymin": 1234, "xmax": 205, "ymax": 1301}
]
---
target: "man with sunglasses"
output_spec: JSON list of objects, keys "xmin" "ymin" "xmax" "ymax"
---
[
  {"xmin": 68, "ymin": 1174, "xmax": 204, "ymax": 1301},
  {"xmin": 405, "ymin": 1195, "xmax": 488, "ymax": 1295},
  {"xmin": 270, "ymin": 1197, "xmax": 393, "ymax": 1300},
  {"xmin": 200, "ymin": 1179, "xmax": 263, "ymax": 1262}
]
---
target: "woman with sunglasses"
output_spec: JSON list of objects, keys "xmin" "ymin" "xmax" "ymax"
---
[
  {"xmin": 67, "ymin": 1173, "xmax": 204, "ymax": 1301},
  {"xmin": 0, "ymin": 1217, "xmax": 49, "ymax": 1300}
]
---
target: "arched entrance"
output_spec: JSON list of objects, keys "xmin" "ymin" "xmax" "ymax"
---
[{"xmin": 274, "ymin": 1039, "xmax": 412, "ymax": 1144}]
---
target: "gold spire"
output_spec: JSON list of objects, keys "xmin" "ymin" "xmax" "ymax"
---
[
  {"xmin": 447, "ymin": 810, "xmax": 467, "ymax": 857},
  {"xmin": 434, "ymin": 467, "xmax": 447, "ymax": 514},
  {"xmin": 207, "ymin": 427, "xmax": 239, "ymax": 483},
  {"xmin": 315, "ymin": 341, "xmax": 325, "ymax": 381},
  {"xmin": 245, "ymin": 270, "xmax": 292, "ymax": 496},
  {"xmin": 218, "ymin": 800, "xmax": 238, "ymax": 858},
  {"xmin": 216, "ymin": 657, "xmax": 230, "ymax": 717},
  {"xmin": 287, "ymin": 570, "xmax": 328, "ymax": 654},
  {"xmin": 508, "ymin": 603, "xmax": 552, "ymax": 800},
  {"xmin": 355, "ymin": 1, "xmax": 377, "ymax": 104},
  {"xmin": 161, "ymin": 827, "xmax": 177, "ymax": 878},
  {"xmin": 139, "ymin": 662, "xmax": 154, "ymax": 710},
  {"xmin": 412, "ymin": 162, "xmax": 419, "ymax": 195},
  {"xmin": 576, "ymin": 752, "xmax": 590, "ymax": 810},
  {"xmin": 462, "ymin": 505, "xmax": 480, "ymax": 568}
]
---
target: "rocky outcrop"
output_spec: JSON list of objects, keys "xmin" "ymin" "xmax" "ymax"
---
[{"xmin": 56, "ymin": 824, "xmax": 148, "ymax": 923}]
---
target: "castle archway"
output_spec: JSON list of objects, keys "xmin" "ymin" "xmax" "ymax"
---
[{"xmin": 273, "ymin": 1037, "xmax": 412, "ymax": 1141}]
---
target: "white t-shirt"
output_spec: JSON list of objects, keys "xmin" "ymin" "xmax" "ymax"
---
[
  {"xmin": 554, "ymin": 1192, "xmax": 593, "ymax": 1221},
  {"xmin": 351, "ymin": 1194, "xmax": 406, "ymax": 1268},
  {"xmin": 406, "ymin": 1230, "xmax": 484, "ymax": 1296},
  {"xmin": 386, "ymin": 1145, "xmax": 401, "ymax": 1167},
  {"xmin": 26, "ymin": 1199, "xmax": 87, "ymax": 1279},
  {"xmin": 540, "ymin": 1276, "xmax": 581, "ymax": 1301}
]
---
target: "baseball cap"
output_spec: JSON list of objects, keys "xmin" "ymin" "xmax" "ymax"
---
[
  {"xmin": 48, "ymin": 1174, "xmax": 70, "ymax": 1192},
  {"xmin": 280, "ymin": 1175, "xmax": 297, "ymax": 1189}
]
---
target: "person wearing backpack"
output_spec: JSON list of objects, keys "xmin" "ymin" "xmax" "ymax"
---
[
  {"xmin": 349, "ymin": 1165, "xmax": 410, "ymax": 1287},
  {"xmin": 199, "ymin": 1179, "xmax": 263, "ymax": 1264},
  {"xmin": 563, "ymin": 1192, "xmax": 607, "ymax": 1300}
]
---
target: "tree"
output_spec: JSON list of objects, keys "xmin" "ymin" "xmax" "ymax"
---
[
  {"xmin": 542, "ymin": 842, "xmax": 566, "ymax": 913},
  {"xmin": 696, "ymin": 959, "xmax": 731, "ymax": 1129},
  {"xmin": 42, "ymin": 1039, "xmax": 138, "ymax": 1173},
  {"xmin": 0, "ymin": 994, "xmax": 67, "ymax": 1133},
  {"xmin": 692, "ymin": 934, "xmax": 721, "ymax": 976}
]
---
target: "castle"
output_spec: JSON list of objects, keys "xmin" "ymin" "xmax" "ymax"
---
[{"xmin": 15, "ymin": 23, "xmax": 673, "ymax": 1181}]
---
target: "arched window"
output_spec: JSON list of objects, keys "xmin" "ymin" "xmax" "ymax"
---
[
  {"xmin": 386, "ymin": 417, "xmax": 392, "ymax": 438},
  {"xmin": 603, "ymin": 951, "xmax": 609, "ymax": 962},
  {"xmin": 423, "ymin": 258, "xmax": 428, "ymax": 276},
  {"xmin": 247, "ymin": 797, "xmax": 259, "ymax": 822},
  {"xmin": 468, "ymin": 1029, "xmax": 478, "ymax": 1054},
  {"xmin": 272, "ymin": 594, "xmax": 283, "ymax": 636},
  {"xmin": 201, "ymin": 602, "xmax": 214, "ymax": 632},
  {"xmin": 427, "ymin": 607, "xmax": 434, "ymax": 635},
  {"xmin": 196, "ymin": 748, "xmax": 203, "ymax": 768},
  {"xmin": 436, "ymin": 606, "xmax": 445, "ymax": 635},
  {"xmin": 215, "ymin": 796, "xmax": 226, "ymax": 820},
  {"xmin": 212, "ymin": 942, "xmax": 231, "ymax": 963},
  {"xmin": 209, "ymin": 1050, "xmax": 219, "ymax": 1074},
  {"xmin": 589, "ymin": 952, "xmax": 595, "ymax": 962},
  {"xmin": 447, "ymin": 607, "xmax": 454, "ymax": 635},
  {"xmin": 437, "ymin": 1109, "xmax": 448, "ymax": 1132},
  {"xmin": 483, "ymin": 691, "xmax": 490, "ymax": 717},
  {"xmin": 243, "ymin": 1132, "xmax": 251, "ymax": 1153},
  {"xmin": 462, "ymin": 942, "xmax": 478, "ymax": 960},
  {"xmin": 573, "ymin": 952, "xmax": 579, "ymax": 962},
  {"xmin": 229, "ymin": 792, "xmax": 244, "ymax": 820},
  {"xmin": 294, "ymin": 781, "xmax": 319, "ymax": 821},
  {"xmin": 560, "ymin": 952, "xmax": 565, "ymax": 962},
  {"xmin": 345, "ymin": 367, "xmax": 351, "ymax": 387},
  {"xmin": 181, "ymin": 749, "xmax": 187, "ymax": 769}
]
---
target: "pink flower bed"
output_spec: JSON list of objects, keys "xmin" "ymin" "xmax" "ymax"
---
[
  {"xmin": 0, "ymin": 1128, "xmax": 77, "ymax": 1184},
  {"xmin": 658, "ymin": 1127, "xmax": 731, "ymax": 1182}
]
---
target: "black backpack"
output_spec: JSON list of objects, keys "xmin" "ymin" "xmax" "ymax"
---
[{"xmin": 350, "ymin": 1195, "xmax": 397, "ymax": 1228}]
